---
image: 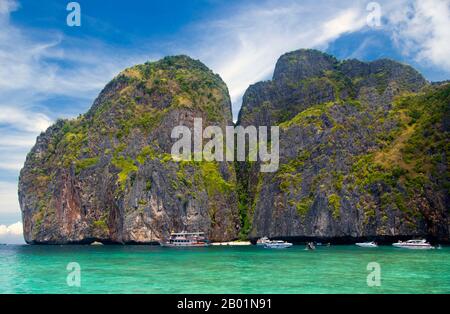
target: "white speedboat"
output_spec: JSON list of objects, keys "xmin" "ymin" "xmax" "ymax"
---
[
  {"xmin": 263, "ymin": 240, "xmax": 293, "ymax": 249},
  {"xmin": 392, "ymin": 239, "xmax": 434, "ymax": 250},
  {"xmin": 356, "ymin": 241, "xmax": 378, "ymax": 248},
  {"xmin": 256, "ymin": 236, "xmax": 271, "ymax": 246}
]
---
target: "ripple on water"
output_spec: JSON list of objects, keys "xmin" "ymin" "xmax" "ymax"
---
[{"xmin": 0, "ymin": 245, "xmax": 449, "ymax": 293}]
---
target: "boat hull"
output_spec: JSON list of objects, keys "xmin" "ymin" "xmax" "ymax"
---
[
  {"xmin": 356, "ymin": 243, "xmax": 378, "ymax": 248},
  {"xmin": 263, "ymin": 243, "xmax": 293, "ymax": 249},
  {"xmin": 160, "ymin": 242, "xmax": 210, "ymax": 248},
  {"xmin": 392, "ymin": 244, "xmax": 434, "ymax": 250},
  {"xmin": 160, "ymin": 231, "xmax": 210, "ymax": 247}
]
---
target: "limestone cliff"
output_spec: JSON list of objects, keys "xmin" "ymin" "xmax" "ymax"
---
[
  {"xmin": 19, "ymin": 56, "xmax": 240, "ymax": 244},
  {"xmin": 237, "ymin": 49, "xmax": 449, "ymax": 242},
  {"xmin": 19, "ymin": 50, "xmax": 449, "ymax": 244}
]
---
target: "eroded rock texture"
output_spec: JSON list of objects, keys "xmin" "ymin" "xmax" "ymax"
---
[
  {"xmin": 237, "ymin": 49, "xmax": 449, "ymax": 242},
  {"xmin": 20, "ymin": 50, "xmax": 449, "ymax": 244},
  {"xmin": 19, "ymin": 56, "xmax": 240, "ymax": 244}
]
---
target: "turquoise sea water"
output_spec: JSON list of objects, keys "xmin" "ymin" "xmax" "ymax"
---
[{"xmin": 1, "ymin": 245, "xmax": 449, "ymax": 294}]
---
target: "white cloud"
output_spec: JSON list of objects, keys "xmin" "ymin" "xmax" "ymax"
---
[
  {"xmin": 0, "ymin": 181, "xmax": 20, "ymax": 214},
  {"xmin": 0, "ymin": 161, "xmax": 23, "ymax": 171},
  {"xmin": 0, "ymin": 151, "xmax": 26, "ymax": 170},
  {"xmin": 385, "ymin": 0, "xmax": 450, "ymax": 71},
  {"xmin": 0, "ymin": 132, "xmax": 38, "ymax": 170},
  {"xmin": 0, "ymin": 134, "xmax": 36, "ymax": 148},
  {"xmin": 0, "ymin": 0, "xmax": 449, "ymax": 224},
  {"xmin": 318, "ymin": 9, "xmax": 367, "ymax": 44},
  {"xmin": 0, "ymin": 107, "xmax": 52, "ymax": 133},
  {"xmin": 0, "ymin": 104, "xmax": 50, "ymax": 171},
  {"xmin": 0, "ymin": 108, "xmax": 44, "ymax": 171},
  {"xmin": 0, "ymin": 221, "xmax": 24, "ymax": 244},
  {"xmin": 0, "ymin": 12, "xmax": 136, "ymax": 99},
  {"xmin": 0, "ymin": 0, "xmax": 147, "ymax": 186},
  {"xmin": 0, "ymin": 0, "xmax": 17, "ymax": 16},
  {"xmin": 177, "ymin": 0, "xmax": 449, "ymax": 117},
  {"xmin": 0, "ymin": 1, "xmax": 155, "ymax": 226},
  {"xmin": 182, "ymin": 0, "xmax": 369, "ymax": 117},
  {"xmin": 0, "ymin": 221, "xmax": 22, "ymax": 236}
]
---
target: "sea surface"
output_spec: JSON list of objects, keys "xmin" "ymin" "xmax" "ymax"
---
[{"xmin": 1, "ymin": 244, "xmax": 449, "ymax": 294}]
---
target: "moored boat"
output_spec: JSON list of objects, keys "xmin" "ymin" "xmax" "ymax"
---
[
  {"xmin": 263, "ymin": 240, "xmax": 293, "ymax": 249},
  {"xmin": 256, "ymin": 236, "xmax": 271, "ymax": 246},
  {"xmin": 356, "ymin": 241, "xmax": 378, "ymax": 248},
  {"xmin": 160, "ymin": 232, "xmax": 210, "ymax": 247},
  {"xmin": 392, "ymin": 239, "xmax": 434, "ymax": 250}
]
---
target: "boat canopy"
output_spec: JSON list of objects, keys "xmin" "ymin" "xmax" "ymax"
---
[{"xmin": 171, "ymin": 232, "xmax": 205, "ymax": 236}]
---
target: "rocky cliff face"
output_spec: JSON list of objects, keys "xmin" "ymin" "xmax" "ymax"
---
[
  {"xmin": 19, "ymin": 56, "xmax": 240, "ymax": 244},
  {"xmin": 20, "ymin": 50, "xmax": 449, "ymax": 244},
  {"xmin": 238, "ymin": 49, "xmax": 449, "ymax": 242}
]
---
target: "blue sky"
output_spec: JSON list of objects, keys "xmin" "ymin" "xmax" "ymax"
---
[{"xmin": 0, "ymin": 0, "xmax": 449, "ymax": 242}]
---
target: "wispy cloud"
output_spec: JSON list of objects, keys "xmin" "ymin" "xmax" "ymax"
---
[
  {"xmin": 0, "ymin": 1, "xmax": 143, "ymax": 223},
  {"xmin": 0, "ymin": 221, "xmax": 24, "ymax": 244},
  {"xmin": 0, "ymin": 107, "xmax": 52, "ymax": 133},
  {"xmin": 182, "ymin": 0, "xmax": 369, "ymax": 117},
  {"xmin": 0, "ymin": 0, "xmax": 146, "ymax": 181},
  {"xmin": 0, "ymin": 181, "xmax": 20, "ymax": 214},
  {"xmin": 0, "ymin": 135, "xmax": 35, "ymax": 148},
  {"xmin": 0, "ymin": 221, "xmax": 22, "ymax": 236},
  {"xmin": 0, "ymin": 153, "xmax": 26, "ymax": 171},
  {"xmin": 386, "ymin": 0, "xmax": 450, "ymax": 71},
  {"xmin": 0, "ymin": 0, "xmax": 17, "ymax": 15},
  {"xmin": 0, "ymin": 0, "xmax": 448, "ymax": 224},
  {"xmin": 175, "ymin": 0, "xmax": 450, "ymax": 116}
]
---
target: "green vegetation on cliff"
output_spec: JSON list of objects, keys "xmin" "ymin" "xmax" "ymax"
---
[
  {"xmin": 19, "ymin": 55, "xmax": 239, "ymax": 244},
  {"xmin": 237, "ymin": 49, "xmax": 447, "ymax": 240},
  {"xmin": 19, "ymin": 50, "xmax": 449, "ymax": 244}
]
